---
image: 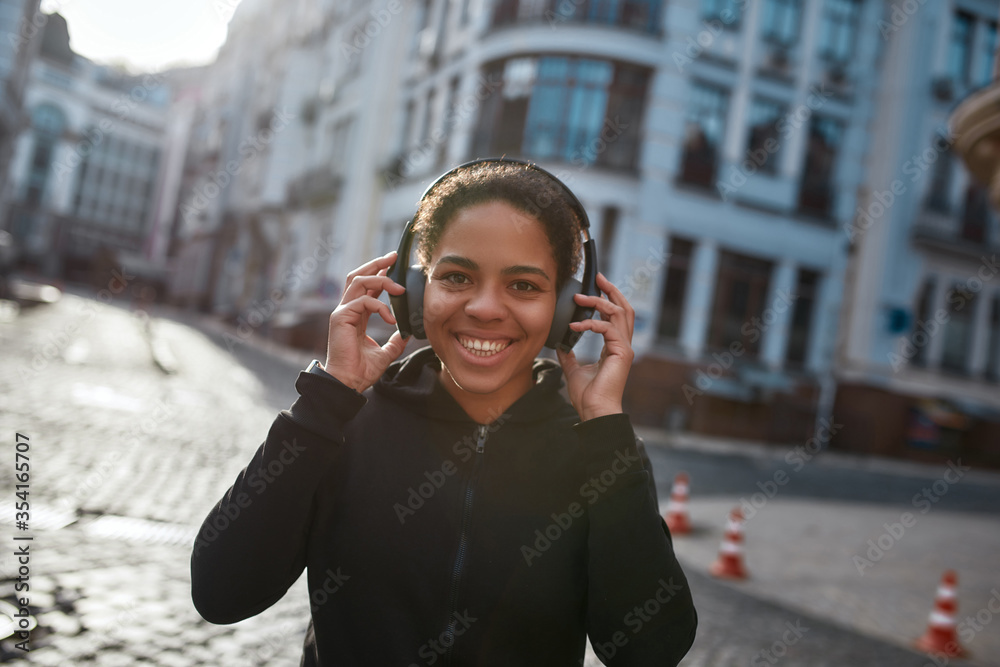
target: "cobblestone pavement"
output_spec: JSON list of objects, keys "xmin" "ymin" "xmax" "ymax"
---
[{"xmin": 0, "ymin": 293, "xmax": 980, "ymax": 665}]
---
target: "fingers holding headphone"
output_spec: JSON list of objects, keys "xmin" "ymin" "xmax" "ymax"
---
[
  {"xmin": 335, "ymin": 294, "xmax": 398, "ymax": 329},
  {"xmin": 342, "ymin": 252, "xmax": 401, "ymax": 302},
  {"xmin": 572, "ymin": 273, "xmax": 634, "ymax": 345},
  {"xmin": 595, "ymin": 272, "xmax": 634, "ymax": 340},
  {"xmin": 343, "ymin": 273, "xmax": 405, "ymax": 303}
]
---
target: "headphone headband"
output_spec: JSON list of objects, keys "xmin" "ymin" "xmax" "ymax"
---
[
  {"xmin": 388, "ymin": 157, "xmax": 598, "ymax": 351},
  {"xmin": 417, "ymin": 157, "xmax": 592, "ymax": 233}
]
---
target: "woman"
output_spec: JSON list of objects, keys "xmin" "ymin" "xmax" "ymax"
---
[{"xmin": 190, "ymin": 159, "xmax": 697, "ymax": 665}]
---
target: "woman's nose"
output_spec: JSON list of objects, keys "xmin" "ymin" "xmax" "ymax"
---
[{"xmin": 464, "ymin": 283, "xmax": 506, "ymax": 321}]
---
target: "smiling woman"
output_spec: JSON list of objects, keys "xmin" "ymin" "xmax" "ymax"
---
[{"xmin": 190, "ymin": 158, "xmax": 698, "ymax": 666}]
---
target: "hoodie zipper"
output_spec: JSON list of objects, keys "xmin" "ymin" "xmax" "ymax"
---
[{"xmin": 442, "ymin": 423, "xmax": 488, "ymax": 665}]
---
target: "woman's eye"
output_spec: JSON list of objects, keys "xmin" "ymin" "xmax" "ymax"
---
[
  {"xmin": 440, "ymin": 273, "xmax": 470, "ymax": 285},
  {"xmin": 511, "ymin": 281, "xmax": 538, "ymax": 292}
]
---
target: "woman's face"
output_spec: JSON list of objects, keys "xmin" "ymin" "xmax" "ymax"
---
[{"xmin": 423, "ymin": 200, "xmax": 558, "ymax": 405}]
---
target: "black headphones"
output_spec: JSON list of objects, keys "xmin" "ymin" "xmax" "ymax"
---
[{"xmin": 386, "ymin": 157, "xmax": 598, "ymax": 351}]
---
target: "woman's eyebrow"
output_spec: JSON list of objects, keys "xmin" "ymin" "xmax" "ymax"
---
[
  {"xmin": 436, "ymin": 256, "xmax": 550, "ymax": 282},
  {"xmin": 436, "ymin": 255, "xmax": 477, "ymax": 270},
  {"xmin": 502, "ymin": 265, "xmax": 551, "ymax": 281}
]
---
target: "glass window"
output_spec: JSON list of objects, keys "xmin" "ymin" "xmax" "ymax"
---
[
  {"xmin": 940, "ymin": 286, "xmax": 975, "ymax": 374},
  {"xmin": 657, "ymin": 237, "xmax": 693, "ymax": 340},
  {"xmin": 401, "ymin": 99, "xmax": 416, "ymax": 151},
  {"xmin": 474, "ymin": 56, "xmax": 649, "ymax": 170},
  {"xmin": 986, "ymin": 295, "xmax": 1000, "ymax": 382},
  {"xmin": 23, "ymin": 104, "xmax": 67, "ymax": 207},
  {"xmin": 798, "ymin": 116, "xmax": 843, "ymax": 217},
  {"xmin": 708, "ymin": 250, "xmax": 774, "ymax": 357},
  {"xmin": 960, "ymin": 184, "xmax": 990, "ymax": 243},
  {"xmin": 678, "ymin": 82, "xmax": 728, "ymax": 187},
  {"xmin": 760, "ymin": 0, "xmax": 802, "ymax": 48},
  {"xmin": 599, "ymin": 206, "xmax": 619, "ymax": 276},
  {"xmin": 746, "ymin": 98, "xmax": 784, "ymax": 174},
  {"xmin": 786, "ymin": 269, "xmax": 819, "ymax": 366},
  {"xmin": 947, "ymin": 12, "xmax": 974, "ymax": 84},
  {"xmin": 420, "ymin": 88, "xmax": 436, "ymax": 146},
  {"xmin": 818, "ymin": 0, "xmax": 861, "ymax": 64},
  {"xmin": 702, "ymin": 0, "xmax": 742, "ymax": 26},
  {"xmin": 438, "ymin": 75, "xmax": 461, "ymax": 164},
  {"xmin": 492, "ymin": 0, "xmax": 660, "ymax": 32},
  {"xmin": 910, "ymin": 277, "xmax": 935, "ymax": 366},
  {"xmin": 925, "ymin": 137, "xmax": 953, "ymax": 213},
  {"xmin": 977, "ymin": 22, "xmax": 998, "ymax": 86},
  {"xmin": 524, "ymin": 58, "xmax": 613, "ymax": 162}
]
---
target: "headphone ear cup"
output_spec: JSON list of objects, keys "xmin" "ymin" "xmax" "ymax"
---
[
  {"xmin": 406, "ymin": 265, "xmax": 427, "ymax": 339},
  {"xmin": 546, "ymin": 278, "xmax": 582, "ymax": 349}
]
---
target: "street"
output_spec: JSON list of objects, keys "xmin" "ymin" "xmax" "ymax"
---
[{"xmin": 1, "ymin": 292, "xmax": 996, "ymax": 665}]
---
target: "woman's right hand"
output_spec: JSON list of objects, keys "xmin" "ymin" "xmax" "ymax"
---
[{"xmin": 323, "ymin": 251, "xmax": 409, "ymax": 393}]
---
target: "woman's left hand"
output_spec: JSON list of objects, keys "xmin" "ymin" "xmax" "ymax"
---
[{"xmin": 556, "ymin": 272, "xmax": 635, "ymax": 421}]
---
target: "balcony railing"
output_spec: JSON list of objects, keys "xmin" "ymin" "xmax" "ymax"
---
[{"xmin": 490, "ymin": 0, "xmax": 662, "ymax": 34}]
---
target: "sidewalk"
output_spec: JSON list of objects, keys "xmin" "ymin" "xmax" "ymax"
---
[{"xmin": 637, "ymin": 427, "xmax": 1000, "ymax": 488}]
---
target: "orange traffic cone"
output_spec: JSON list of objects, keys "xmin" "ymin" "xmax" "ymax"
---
[
  {"xmin": 915, "ymin": 570, "xmax": 968, "ymax": 658},
  {"xmin": 664, "ymin": 472, "xmax": 692, "ymax": 535},
  {"xmin": 709, "ymin": 507, "xmax": 748, "ymax": 580}
]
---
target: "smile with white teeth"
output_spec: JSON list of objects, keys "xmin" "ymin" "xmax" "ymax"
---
[{"xmin": 458, "ymin": 335, "xmax": 511, "ymax": 357}]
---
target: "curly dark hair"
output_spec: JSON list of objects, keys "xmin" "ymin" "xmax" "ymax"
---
[{"xmin": 412, "ymin": 161, "xmax": 583, "ymax": 289}]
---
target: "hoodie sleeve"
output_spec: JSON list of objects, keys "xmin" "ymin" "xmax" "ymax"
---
[
  {"xmin": 574, "ymin": 413, "xmax": 697, "ymax": 666},
  {"xmin": 190, "ymin": 371, "xmax": 366, "ymax": 624}
]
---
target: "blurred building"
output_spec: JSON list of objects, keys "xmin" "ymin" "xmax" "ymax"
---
[
  {"xmin": 167, "ymin": 0, "xmax": 1000, "ymax": 464},
  {"xmin": 5, "ymin": 13, "xmax": 172, "ymax": 286},
  {"xmin": 838, "ymin": 1, "xmax": 1000, "ymax": 466},
  {"xmin": 0, "ymin": 0, "xmax": 43, "ymax": 227}
]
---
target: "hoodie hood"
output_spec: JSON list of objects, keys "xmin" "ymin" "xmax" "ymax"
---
[{"xmin": 373, "ymin": 346, "xmax": 576, "ymax": 424}]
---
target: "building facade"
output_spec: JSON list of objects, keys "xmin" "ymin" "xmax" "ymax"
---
[
  {"xmin": 6, "ymin": 13, "xmax": 172, "ymax": 286},
  {"xmin": 838, "ymin": 0, "xmax": 1000, "ymax": 466},
  {"xmin": 167, "ymin": 0, "xmax": 1000, "ymax": 464},
  {"xmin": 0, "ymin": 0, "xmax": 43, "ymax": 228}
]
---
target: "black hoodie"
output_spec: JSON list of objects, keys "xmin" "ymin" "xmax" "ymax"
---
[{"xmin": 191, "ymin": 348, "xmax": 697, "ymax": 666}]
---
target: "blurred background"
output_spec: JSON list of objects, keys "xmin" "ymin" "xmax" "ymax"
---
[{"xmin": 2, "ymin": 0, "xmax": 1000, "ymax": 665}]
